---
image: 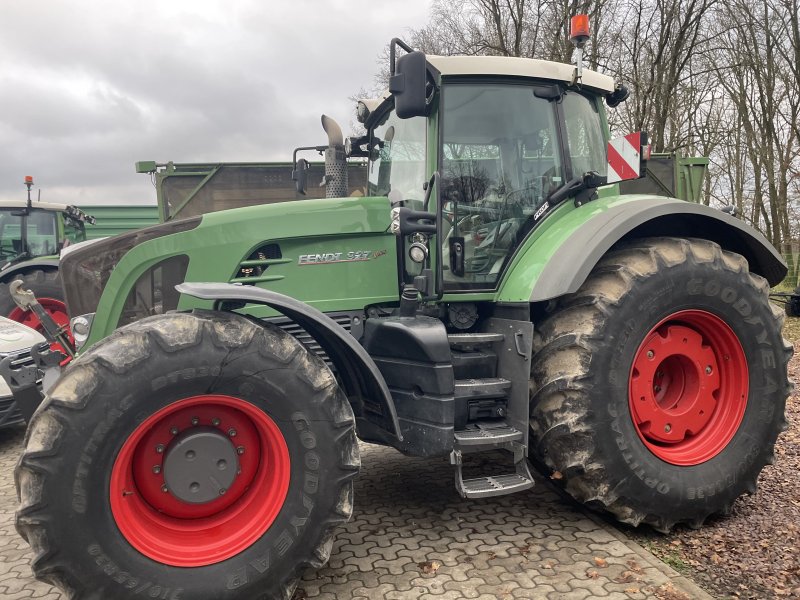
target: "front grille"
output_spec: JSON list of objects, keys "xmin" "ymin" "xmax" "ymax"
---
[
  {"xmin": 272, "ymin": 314, "xmax": 354, "ymax": 369},
  {"xmin": 0, "ymin": 350, "xmax": 35, "ymax": 429},
  {"xmin": 0, "ymin": 396, "xmax": 24, "ymax": 428}
]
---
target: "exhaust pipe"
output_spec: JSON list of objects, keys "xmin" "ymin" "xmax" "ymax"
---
[{"xmin": 321, "ymin": 115, "xmax": 348, "ymax": 199}]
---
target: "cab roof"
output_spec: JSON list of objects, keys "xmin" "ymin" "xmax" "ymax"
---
[
  {"xmin": 0, "ymin": 200, "xmax": 69, "ymax": 212},
  {"xmin": 426, "ymin": 55, "xmax": 616, "ymax": 93}
]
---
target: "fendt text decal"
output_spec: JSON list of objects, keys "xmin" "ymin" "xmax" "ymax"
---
[{"xmin": 298, "ymin": 250, "xmax": 386, "ymax": 265}]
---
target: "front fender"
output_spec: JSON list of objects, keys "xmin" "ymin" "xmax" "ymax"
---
[
  {"xmin": 498, "ymin": 195, "xmax": 786, "ymax": 303},
  {"xmin": 176, "ymin": 282, "xmax": 402, "ymax": 442}
]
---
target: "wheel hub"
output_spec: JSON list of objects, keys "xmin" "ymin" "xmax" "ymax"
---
[
  {"xmin": 628, "ymin": 310, "xmax": 748, "ymax": 466},
  {"xmin": 110, "ymin": 395, "xmax": 291, "ymax": 567},
  {"xmin": 162, "ymin": 427, "xmax": 240, "ymax": 503},
  {"xmin": 630, "ymin": 324, "xmax": 719, "ymax": 444}
]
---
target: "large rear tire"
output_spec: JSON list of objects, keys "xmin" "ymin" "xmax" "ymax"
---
[
  {"xmin": 529, "ymin": 237, "xmax": 792, "ymax": 531},
  {"xmin": 15, "ymin": 310, "xmax": 359, "ymax": 599}
]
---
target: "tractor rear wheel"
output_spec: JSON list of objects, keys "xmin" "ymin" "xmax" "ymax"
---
[
  {"xmin": 15, "ymin": 310, "xmax": 359, "ymax": 599},
  {"xmin": 529, "ymin": 237, "xmax": 792, "ymax": 531},
  {"xmin": 0, "ymin": 269, "xmax": 69, "ymax": 339}
]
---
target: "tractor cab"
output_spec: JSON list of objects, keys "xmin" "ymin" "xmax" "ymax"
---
[
  {"xmin": 0, "ymin": 202, "xmax": 91, "ymax": 269},
  {"xmin": 354, "ymin": 47, "xmax": 634, "ymax": 298},
  {"xmin": 0, "ymin": 177, "xmax": 95, "ymax": 271},
  {"xmin": 364, "ymin": 63, "xmax": 615, "ymax": 291}
]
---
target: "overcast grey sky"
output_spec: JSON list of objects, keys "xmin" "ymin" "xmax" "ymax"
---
[{"xmin": 0, "ymin": 0, "xmax": 431, "ymax": 205}]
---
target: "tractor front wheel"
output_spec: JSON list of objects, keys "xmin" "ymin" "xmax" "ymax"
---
[
  {"xmin": 15, "ymin": 310, "xmax": 359, "ymax": 599},
  {"xmin": 529, "ymin": 237, "xmax": 792, "ymax": 531}
]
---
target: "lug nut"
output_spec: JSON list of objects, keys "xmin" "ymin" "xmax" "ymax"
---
[
  {"xmin": 219, "ymin": 488, "xmax": 227, "ymax": 496},
  {"xmin": 155, "ymin": 444, "xmax": 165, "ymax": 454},
  {"xmin": 212, "ymin": 418, "xmax": 221, "ymax": 426},
  {"xmin": 228, "ymin": 428, "xmax": 237, "ymax": 438},
  {"xmin": 237, "ymin": 446, "xmax": 245, "ymax": 455},
  {"xmin": 664, "ymin": 424, "xmax": 672, "ymax": 433},
  {"xmin": 647, "ymin": 350, "xmax": 654, "ymax": 359},
  {"xmin": 170, "ymin": 426, "xmax": 179, "ymax": 435},
  {"xmin": 191, "ymin": 417, "xmax": 199, "ymax": 426},
  {"xmin": 705, "ymin": 365, "xmax": 712, "ymax": 374},
  {"xmin": 152, "ymin": 465, "xmax": 161, "ymax": 474},
  {"xmin": 161, "ymin": 484, "xmax": 169, "ymax": 493}
]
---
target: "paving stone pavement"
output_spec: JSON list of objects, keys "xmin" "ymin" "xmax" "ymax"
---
[{"xmin": 0, "ymin": 426, "xmax": 712, "ymax": 600}]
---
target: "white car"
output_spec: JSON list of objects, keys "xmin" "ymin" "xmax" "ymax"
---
[{"xmin": 0, "ymin": 316, "xmax": 46, "ymax": 429}]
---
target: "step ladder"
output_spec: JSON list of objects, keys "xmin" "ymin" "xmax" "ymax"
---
[{"xmin": 447, "ymin": 318, "xmax": 535, "ymax": 499}]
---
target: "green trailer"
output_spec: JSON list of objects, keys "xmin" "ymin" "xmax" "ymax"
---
[{"xmin": 76, "ymin": 204, "xmax": 159, "ymax": 239}]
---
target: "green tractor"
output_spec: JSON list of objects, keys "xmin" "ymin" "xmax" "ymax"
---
[
  {"xmin": 14, "ymin": 26, "xmax": 791, "ymax": 600},
  {"xmin": 0, "ymin": 176, "xmax": 96, "ymax": 337}
]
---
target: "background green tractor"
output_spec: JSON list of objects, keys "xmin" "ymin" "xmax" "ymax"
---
[
  {"xmin": 14, "ymin": 26, "xmax": 791, "ymax": 600},
  {"xmin": 0, "ymin": 176, "xmax": 96, "ymax": 339}
]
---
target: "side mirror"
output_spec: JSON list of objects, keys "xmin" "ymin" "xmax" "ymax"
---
[
  {"xmin": 389, "ymin": 39, "xmax": 428, "ymax": 119},
  {"xmin": 292, "ymin": 158, "xmax": 309, "ymax": 195},
  {"xmin": 606, "ymin": 84, "xmax": 630, "ymax": 108}
]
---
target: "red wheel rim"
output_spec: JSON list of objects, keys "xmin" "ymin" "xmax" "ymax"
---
[
  {"xmin": 8, "ymin": 297, "xmax": 72, "ymax": 355},
  {"xmin": 110, "ymin": 395, "xmax": 291, "ymax": 567},
  {"xmin": 628, "ymin": 310, "xmax": 748, "ymax": 466}
]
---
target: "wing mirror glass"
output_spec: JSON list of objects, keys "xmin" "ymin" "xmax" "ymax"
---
[
  {"xmin": 292, "ymin": 158, "xmax": 309, "ymax": 195},
  {"xmin": 389, "ymin": 39, "xmax": 429, "ymax": 119}
]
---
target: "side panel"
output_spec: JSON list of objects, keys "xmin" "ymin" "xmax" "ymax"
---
[
  {"xmin": 497, "ymin": 195, "xmax": 787, "ymax": 303},
  {"xmin": 84, "ymin": 196, "xmax": 400, "ymax": 347}
]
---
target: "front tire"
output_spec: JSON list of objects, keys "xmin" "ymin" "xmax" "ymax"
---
[
  {"xmin": 0, "ymin": 268, "xmax": 68, "ymax": 333},
  {"xmin": 529, "ymin": 237, "xmax": 792, "ymax": 531},
  {"xmin": 15, "ymin": 310, "xmax": 359, "ymax": 599}
]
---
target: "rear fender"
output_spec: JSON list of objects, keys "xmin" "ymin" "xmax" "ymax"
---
[
  {"xmin": 176, "ymin": 282, "xmax": 402, "ymax": 441},
  {"xmin": 0, "ymin": 258, "xmax": 60, "ymax": 282},
  {"xmin": 498, "ymin": 196, "xmax": 787, "ymax": 303}
]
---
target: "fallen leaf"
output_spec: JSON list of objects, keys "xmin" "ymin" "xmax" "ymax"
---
[
  {"xmin": 625, "ymin": 588, "xmax": 640, "ymax": 595},
  {"xmin": 615, "ymin": 570, "xmax": 636, "ymax": 583},
  {"xmin": 550, "ymin": 470, "xmax": 563, "ymax": 480},
  {"xmin": 594, "ymin": 556, "xmax": 608, "ymax": 568},
  {"xmin": 418, "ymin": 560, "xmax": 441, "ymax": 574},
  {"xmin": 626, "ymin": 559, "xmax": 642, "ymax": 573}
]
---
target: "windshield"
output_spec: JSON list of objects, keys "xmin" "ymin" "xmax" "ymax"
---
[
  {"xmin": 367, "ymin": 109, "xmax": 426, "ymax": 204},
  {"xmin": 440, "ymin": 82, "xmax": 565, "ymax": 289},
  {"xmin": 0, "ymin": 208, "xmax": 59, "ymax": 263}
]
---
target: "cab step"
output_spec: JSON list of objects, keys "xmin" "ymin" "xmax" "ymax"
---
[
  {"xmin": 454, "ymin": 422, "xmax": 523, "ymax": 446},
  {"xmin": 454, "ymin": 377, "xmax": 511, "ymax": 400},
  {"xmin": 450, "ymin": 449, "xmax": 534, "ymax": 499},
  {"xmin": 447, "ymin": 332, "xmax": 504, "ymax": 350}
]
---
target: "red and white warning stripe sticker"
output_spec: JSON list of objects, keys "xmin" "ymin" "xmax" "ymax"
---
[{"xmin": 607, "ymin": 132, "xmax": 641, "ymax": 183}]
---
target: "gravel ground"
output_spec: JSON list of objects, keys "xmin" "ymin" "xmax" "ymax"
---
[{"xmin": 625, "ymin": 315, "xmax": 800, "ymax": 599}]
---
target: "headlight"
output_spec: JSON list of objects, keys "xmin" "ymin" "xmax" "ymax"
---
[
  {"xmin": 69, "ymin": 313, "xmax": 94, "ymax": 350},
  {"xmin": 408, "ymin": 242, "xmax": 428, "ymax": 263}
]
